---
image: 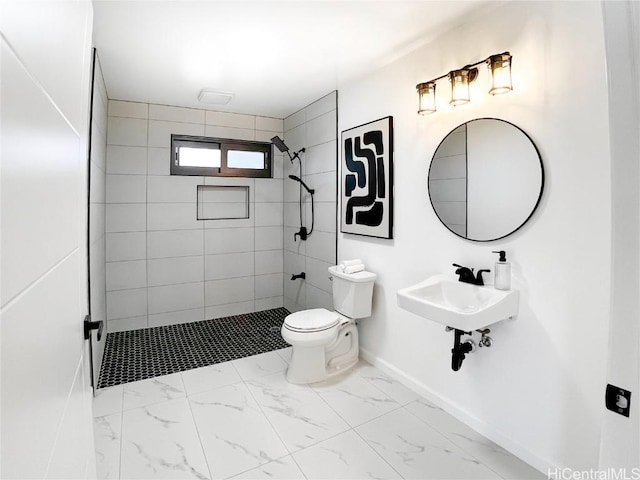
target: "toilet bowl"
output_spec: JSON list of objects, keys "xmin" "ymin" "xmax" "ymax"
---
[{"xmin": 281, "ymin": 266, "xmax": 376, "ymax": 384}]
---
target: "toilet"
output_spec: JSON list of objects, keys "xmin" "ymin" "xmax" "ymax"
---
[{"xmin": 281, "ymin": 265, "xmax": 376, "ymax": 384}]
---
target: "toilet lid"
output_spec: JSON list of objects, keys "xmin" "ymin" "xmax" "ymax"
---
[{"xmin": 284, "ymin": 308, "xmax": 341, "ymax": 333}]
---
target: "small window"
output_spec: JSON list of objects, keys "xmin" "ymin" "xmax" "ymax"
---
[{"xmin": 171, "ymin": 135, "xmax": 271, "ymax": 178}]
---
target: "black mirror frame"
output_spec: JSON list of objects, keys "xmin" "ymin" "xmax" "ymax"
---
[{"xmin": 428, "ymin": 117, "xmax": 545, "ymax": 242}]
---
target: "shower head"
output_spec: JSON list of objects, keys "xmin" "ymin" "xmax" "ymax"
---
[
  {"xmin": 272, "ymin": 135, "xmax": 305, "ymax": 163},
  {"xmin": 270, "ymin": 136, "xmax": 289, "ymax": 153},
  {"xmin": 288, "ymin": 175, "xmax": 315, "ymax": 195}
]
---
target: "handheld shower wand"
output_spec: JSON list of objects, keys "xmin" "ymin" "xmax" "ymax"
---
[{"xmin": 270, "ymin": 136, "xmax": 315, "ymax": 242}]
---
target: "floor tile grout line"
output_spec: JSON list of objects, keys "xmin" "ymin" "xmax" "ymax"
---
[
  {"xmin": 351, "ymin": 425, "xmax": 406, "ymax": 480},
  {"xmin": 239, "ymin": 371, "xmax": 309, "ymax": 479},
  {"xmin": 400, "ymin": 402, "xmax": 505, "ymax": 478},
  {"xmin": 184, "ymin": 390, "xmax": 215, "ymax": 480},
  {"xmin": 118, "ymin": 385, "xmax": 125, "ymax": 480}
]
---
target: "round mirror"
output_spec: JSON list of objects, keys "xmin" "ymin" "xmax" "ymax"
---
[{"xmin": 428, "ymin": 118, "xmax": 544, "ymax": 242}]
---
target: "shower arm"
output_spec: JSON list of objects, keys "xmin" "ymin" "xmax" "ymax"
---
[{"xmin": 286, "ymin": 148, "xmax": 305, "ymax": 164}]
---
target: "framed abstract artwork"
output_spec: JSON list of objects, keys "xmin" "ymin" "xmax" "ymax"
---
[{"xmin": 340, "ymin": 116, "xmax": 394, "ymax": 239}]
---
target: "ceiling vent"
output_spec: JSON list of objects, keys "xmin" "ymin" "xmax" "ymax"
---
[{"xmin": 198, "ymin": 89, "xmax": 234, "ymax": 105}]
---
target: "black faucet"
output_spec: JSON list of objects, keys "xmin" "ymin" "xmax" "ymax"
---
[{"xmin": 452, "ymin": 264, "xmax": 490, "ymax": 286}]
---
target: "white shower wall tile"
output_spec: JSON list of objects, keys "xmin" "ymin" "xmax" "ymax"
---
[
  {"xmin": 255, "ymin": 202, "xmax": 283, "ymax": 227},
  {"xmin": 255, "ymin": 116, "xmax": 283, "ymax": 132},
  {"xmin": 284, "ymin": 202, "xmax": 301, "ymax": 228},
  {"xmin": 304, "ymin": 257, "xmax": 332, "ymax": 293},
  {"xmin": 146, "ymin": 147, "xmax": 170, "ymax": 175},
  {"xmin": 205, "ymin": 301, "xmax": 255, "ymax": 320},
  {"xmin": 106, "ymin": 288, "xmax": 147, "ymax": 320},
  {"xmin": 284, "ymin": 227, "xmax": 305, "ymax": 256},
  {"xmin": 255, "ymin": 226, "xmax": 283, "ymax": 251},
  {"xmin": 106, "ymin": 145, "xmax": 147, "ymax": 175},
  {"xmin": 284, "ymin": 251, "xmax": 305, "ymax": 275},
  {"xmin": 283, "ymin": 123, "xmax": 305, "ymax": 154},
  {"xmin": 284, "ymin": 108, "xmax": 305, "ymax": 132},
  {"xmin": 147, "ymin": 256, "xmax": 204, "ymax": 287},
  {"xmin": 147, "ymin": 175, "xmax": 203, "ymax": 203},
  {"xmin": 147, "ymin": 282, "xmax": 204, "ymax": 315},
  {"xmin": 148, "ymin": 104, "xmax": 205, "ymax": 124},
  {"xmin": 106, "ymin": 204, "xmax": 146, "ymax": 233},
  {"xmin": 205, "ymin": 110, "xmax": 255, "ymax": 129},
  {"xmin": 204, "ymin": 252, "xmax": 254, "ymax": 280},
  {"xmin": 284, "ymin": 178, "xmax": 301, "ymax": 203},
  {"xmin": 205, "ymin": 277, "xmax": 254, "ymax": 306},
  {"xmin": 255, "ymin": 273, "xmax": 284, "ymax": 299},
  {"xmin": 255, "ymin": 129, "xmax": 282, "ymax": 142},
  {"xmin": 304, "ymin": 170, "xmax": 337, "ymax": 202},
  {"xmin": 107, "ymin": 117, "xmax": 148, "ymax": 147},
  {"xmin": 305, "ymin": 230, "xmax": 336, "ymax": 263},
  {"xmin": 205, "ymin": 125, "xmax": 254, "ymax": 141},
  {"xmin": 148, "ymin": 120, "xmax": 204, "ymax": 148},
  {"xmin": 205, "ymin": 227, "xmax": 255, "ymax": 254},
  {"xmin": 147, "ymin": 229, "xmax": 204, "ymax": 259},
  {"xmin": 147, "ymin": 203, "xmax": 201, "ymax": 231},
  {"xmin": 255, "ymin": 250, "xmax": 284, "ymax": 275},
  {"xmin": 284, "ymin": 278, "xmax": 305, "ymax": 307},
  {"xmin": 305, "ymin": 91, "xmax": 337, "ymax": 122},
  {"xmin": 106, "ymin": 260, "xmax": 147, "ymax": 291},
  {"xmin": 106, "ymin": 232, "xmax": 146, "ymax": 262},
  {"xmin": 108, "ymin": 100, "xmax": 148, "ymax": 119},
  {"xmin": 305, "ymin": 284, "xmax": 333, "ymax": 310},
  {"xmin": 255, "ymin": 296, "xmax": 284, "ymax": 311},
  {"xmin": 105, "ymin": 101, "xmax": 284, "ymax": 327},
  {"xmin": 305, "ymin": 110, "xmax": 336, "ymax": 148},
  {"xmin": 272, "ymin": 154, "xmax": 284, "ymax": 179},
  {"xmin": 304, "ymin": 140, "xmax": 336, "ymax": 175},
  {"xmin": 255, "ymin": 178, "xmax": 284, "ymax": 203},
  {"xmin": 148, "ymin": 307, "xmax": 205, "ymax": 328},
  {"xmin": 105, "ymin": 315, "xmax": 148, "ymax": 333},
  {"xmin": 308, "ymin": 202, "xmax": 336, "ymax": 233},
  {"xmin": 105, "ymin": 174, "xmax": 146, "ymax": 203},
  {"xmin": 284, "ymin": 296, "xmax": 304, "ymax": 314}
]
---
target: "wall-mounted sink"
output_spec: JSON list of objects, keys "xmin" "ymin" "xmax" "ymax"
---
[{"xmin": 397, "ymin": 274, "xmax": 519, "ymax": 331}]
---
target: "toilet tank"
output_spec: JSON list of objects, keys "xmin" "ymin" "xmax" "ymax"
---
[{"xmin": 328, "ymin": 266, "xmax": 377, "ymax": 319}]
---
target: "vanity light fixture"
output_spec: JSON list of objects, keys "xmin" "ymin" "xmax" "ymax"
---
[{"xmin": 416, "ymin": 51, "xmax": 512, "ymax": 114}]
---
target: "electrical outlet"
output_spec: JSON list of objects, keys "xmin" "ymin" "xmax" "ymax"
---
[{"xmin": 605, "ymin": 384, "xmax": 631, "ymax": 417}]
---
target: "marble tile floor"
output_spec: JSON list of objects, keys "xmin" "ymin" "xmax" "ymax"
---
[{"xmin": 93, "ymin": 347, "xmax": 544, "ymax": 480}]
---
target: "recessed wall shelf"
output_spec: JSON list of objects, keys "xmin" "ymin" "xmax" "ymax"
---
[{"xmin": 196, "ymin": 185, "xmax": 250, "ymax": 220}]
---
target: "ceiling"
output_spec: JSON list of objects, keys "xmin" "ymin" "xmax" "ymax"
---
[{"xmin": 93, "ymin": 1, "xmax": 493, "ymax": 119}]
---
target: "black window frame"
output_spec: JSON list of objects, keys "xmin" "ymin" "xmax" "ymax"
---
[{"xmin": 171, "ymin": 134, "xmax": 272, "ymax": 178}]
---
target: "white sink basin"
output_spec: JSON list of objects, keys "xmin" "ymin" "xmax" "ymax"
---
[{"xmin": 397, "ymin": 274, "xmax": 519, "ymax": 331}]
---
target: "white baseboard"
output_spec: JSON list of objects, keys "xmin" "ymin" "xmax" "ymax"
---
[{"xmin": 359, "ymin": 347, "xmax": 553, "ymax": 475}]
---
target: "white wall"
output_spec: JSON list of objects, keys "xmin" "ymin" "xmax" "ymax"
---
[
  {"xmin": 105, "ymin": 101, "xmax": 285, "ymax": 331},
  {"xmin": 339, "ymin": 1, "xmax": 610, "ymax": 471},
  {"xmin": 283, "ymin": 92, "xmax": 338, "ymax": 312},
  {"xmin": 599, "ymin": 0, "xmax": 640, "ymax": 469},
  {"xmin": 0, "ymin": 1, "xmax": 97, "ymax": 477}
]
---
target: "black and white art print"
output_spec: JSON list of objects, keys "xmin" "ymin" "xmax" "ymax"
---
[{"xmin": 340, "ymin": 116, "xmax": 393, "ymax": 239}]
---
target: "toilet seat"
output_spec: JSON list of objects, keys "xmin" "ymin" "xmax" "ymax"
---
[{"xmin": 283, "ymin": 308, "xmax": 341, "ymax": 333}]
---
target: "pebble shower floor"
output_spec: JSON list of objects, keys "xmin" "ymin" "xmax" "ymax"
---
[{"xmin": 97, "ymin": 307, "xmax": 290, "ymax": 388}]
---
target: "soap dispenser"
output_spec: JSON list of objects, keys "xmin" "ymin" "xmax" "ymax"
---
[{"xmin": 492, "ymin": 250, "xmax": 511, "ymax": 290}]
